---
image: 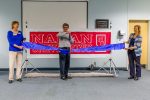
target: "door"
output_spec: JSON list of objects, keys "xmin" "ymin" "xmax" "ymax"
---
[{"xmin": 129, "ymin": 20, "xmax": 148, "ymax": 66}]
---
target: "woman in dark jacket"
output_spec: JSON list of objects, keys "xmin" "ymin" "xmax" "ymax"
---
[{"xmin": 125, "ymin": 25, "xmax": 142, "ymax": 81}]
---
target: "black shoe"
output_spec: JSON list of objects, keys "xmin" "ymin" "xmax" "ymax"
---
[
  {"xmin": 8, "ymin": 80, "xmax": 13, "ymax": 84},
  {"xmin": 66, "ymin": 76, "xmax": 72, "ymax": 79},
  {"xmin": 61, "ymin": 76, "xmax": 67, "ymax": 80},
  {"xmin": 134, "ymin": 77, "xmax": 139, "ymax": 81},
  {"xmin": 16, "ymin": 79, "xmax": 22, "ymax": 82},
  {"xmin": 128, "ymin": 76, "xmax": 134, "ymax": 79}
]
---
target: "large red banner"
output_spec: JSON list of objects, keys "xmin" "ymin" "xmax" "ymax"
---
[{"xmin": 30, "ymin": 31, "xmax": 111, "ymax": 54}]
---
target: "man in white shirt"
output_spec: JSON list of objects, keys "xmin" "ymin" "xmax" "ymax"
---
[{"xmin": 57, "ymin": 23, "xmax": 74, "ymax": 80}]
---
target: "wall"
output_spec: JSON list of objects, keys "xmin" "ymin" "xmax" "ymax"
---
[
  {"xmin": 128, "ymin": 0, "xmax": 150, "ymax": 19},
  {"xmin": 0, "ymin": 0, "xmax": 150, "ymax": 68},
  {"xmin": 0, "ymin": 0, "xmax": 21, "ymax": 68},
  {"xmin": 88, "ymin": 0, "xmax": 128, "ymax": 68}
]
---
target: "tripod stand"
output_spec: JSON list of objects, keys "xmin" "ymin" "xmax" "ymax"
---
[
  {"xmin": 97, "ymin": 58, "xmax": 119, "ymax": 77},
  {"xmin": 20, "ymin": 49, "xmax": 40, "ymax": 77}
]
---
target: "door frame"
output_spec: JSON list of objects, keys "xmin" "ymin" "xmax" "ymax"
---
[
  {"xmin": 128, "ymin": 20, "xmax": 150, "ymax": 70},
  {"xmin": 148, "ymin": 21, "xmax": 150, "ymax": 70}
]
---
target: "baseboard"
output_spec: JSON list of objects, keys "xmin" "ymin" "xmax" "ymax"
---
[{"xmin": 0, "ymin": 67, "xmax": 127, "ymax": 71}]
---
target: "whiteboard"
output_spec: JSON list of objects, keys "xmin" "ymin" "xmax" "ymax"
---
[
  {"xmin": 22, "ymin": 0, "xmax": 91, "ymax": 58},
  {"xmin": 22, "ymin": 0, "xmax": 88, "ymax": 31}
]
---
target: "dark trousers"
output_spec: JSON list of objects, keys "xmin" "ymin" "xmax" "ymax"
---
[
  {"xmin": 59, "ymin": 47, "xmax": 70, "ymax": 77},
  {"xmin": 128, "ymin": 52, "xmax": 141, "ymax": 77}
]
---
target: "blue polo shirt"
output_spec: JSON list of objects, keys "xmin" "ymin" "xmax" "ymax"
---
[{"xmin": 7, "ymin": 31, "xmax": 24, "ymax": 51}]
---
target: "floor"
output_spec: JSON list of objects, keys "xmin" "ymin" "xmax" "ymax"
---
[{"xmin": 0, "ymin": 70, "xmax": 150, "ymax": 100}]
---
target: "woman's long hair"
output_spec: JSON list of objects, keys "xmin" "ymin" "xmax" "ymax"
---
[{"xmin": 134, "ymin": 25, "xmax": 141, "ymax": 35}]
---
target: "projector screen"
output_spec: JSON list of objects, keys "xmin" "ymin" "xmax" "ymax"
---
[
  {"xmin": 22, "ymin": 0, "xmax": 90, "ymax": 58},
  {"xmin": 22, "ymin": 0, "xmax": 88, "ymax": 31}
]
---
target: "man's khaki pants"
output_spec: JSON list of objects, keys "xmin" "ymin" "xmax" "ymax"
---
[{"xmin": 9, "ymin": 51, "xmax": 23, "ymax": 80}]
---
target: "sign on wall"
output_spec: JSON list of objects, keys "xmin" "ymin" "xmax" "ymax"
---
[
  {"xmin": 95, "ymin": 19, "xmax": 109, "ymax": 29},
  {"xmin": 30, "ymin": 31, "xmax": 111, "ymax": 54}
]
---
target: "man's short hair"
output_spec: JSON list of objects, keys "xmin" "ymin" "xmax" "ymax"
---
[{"xmin": 63, "ymin": 23, "xmax": 69, "ymax": 28}]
